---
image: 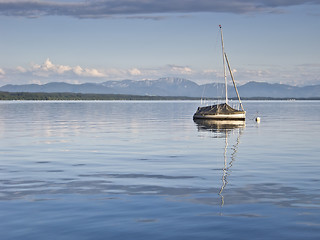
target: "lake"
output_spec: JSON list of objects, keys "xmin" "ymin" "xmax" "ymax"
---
[{"xmin": 0, "ymin": 100, "xmax": 319, "ymax": 239}]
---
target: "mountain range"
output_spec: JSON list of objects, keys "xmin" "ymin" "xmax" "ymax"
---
[{"xmin": 1, "ymin": 77, "xmax": 320, "ymax": 98}]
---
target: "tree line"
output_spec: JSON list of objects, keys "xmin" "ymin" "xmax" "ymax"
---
[
  {"xmin": 0, "ymin": 91, "xmax": 198, "ymax": 101},
  {"xmin": 1, "ymin": 91, "xmax": 319, "ymax": 101}
]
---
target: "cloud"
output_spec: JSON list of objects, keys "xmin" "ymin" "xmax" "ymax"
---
[
  {"xmin": 0, "ymin": 0, "xmax": 319, "ymax": 18},
  {"xmin": 73, "ymin": 65, "xmax": 83, "ymax": 76},
  {"xmin": 28, "ymin": 58, "xmax": 106, "ymax": 78},
  {"xmin": 31, "ymin": 58, "xmax": 71, "ymax": 77},
  {"xmin": 1, "ymin": 59, "xmax": 319, "ymax": 86},
  {"xmin": 0, "ymin": 68, "xmax": 5, "ymax": 78},
  {"xmin": 73, "ymin": 66, "xmax": 106, "ymax": 77},
  {"xmin": 16, "ymin": 66, "xmax": 27, "ymax": 73},
  {"xmin": 168, "ymin": 64, "xmax": 193, "ymax": 75},
  {"xmin": 129, "ymin": 68, "xmax": 141, "ymax": 76}
]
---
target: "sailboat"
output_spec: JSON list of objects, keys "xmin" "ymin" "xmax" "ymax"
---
[{"xmin": 193, "ymin": 25, "xmax": 245, "ymax": 120}]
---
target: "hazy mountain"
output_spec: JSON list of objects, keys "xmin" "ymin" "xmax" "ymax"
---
[
  {"xmin": 100, "ymin": 78, "xmax": 202, "ymax": 97},
  {"xmin": 1, "ymin": 78, "xmax": 319, "ymax": 98},
  {"xmin": 0, "ymin": 82, "xmax": 113, "ymax": 94},
  {"xmin": 236, "ymin": 82, "xmax": 320, "ymax": 98}
]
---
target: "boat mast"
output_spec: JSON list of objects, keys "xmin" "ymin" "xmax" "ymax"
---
[
  {"xmin": 225, "ymin": 53, "xmax": 244, "ymax": 111},
  {"xmin": 219, "ymin": 25, "xmax": 228, "ymax": 104}
]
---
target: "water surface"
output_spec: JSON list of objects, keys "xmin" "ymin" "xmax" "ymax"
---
[{"xmin": 0, "ymin": 100, "xmax": 319, "ymax": 239}]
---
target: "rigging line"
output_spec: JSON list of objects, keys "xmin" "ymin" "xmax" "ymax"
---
[
  {"xmin": 200, "ymin": 84, "xmax": 207, "ymax": 105},
  {"xmin": 224, "ymin": 52, "xmax": 244, "ymax": 111}
]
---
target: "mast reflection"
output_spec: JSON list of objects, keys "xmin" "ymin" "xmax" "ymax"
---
[{"xmin": 194, "ymin": 119, "xmax": 244, "ymax": 207}]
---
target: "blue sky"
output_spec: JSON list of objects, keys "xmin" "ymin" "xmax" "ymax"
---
[{"xmin": 0, "ymin": 0, "xmax": 319, "ymax": 86}]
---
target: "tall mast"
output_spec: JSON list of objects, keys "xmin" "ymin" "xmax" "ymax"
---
[{"xmin": 219, "ymin": 25, "xmax": 228, "ymax": 104}]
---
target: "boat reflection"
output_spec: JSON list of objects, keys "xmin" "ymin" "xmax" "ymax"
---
[
  {"xmin": 194, "ymin": 119, "xmax": 244, "ymax": 208},
  {"xmin": 194, "ymin": 119, "xmax": 245, "ymax": 133}
]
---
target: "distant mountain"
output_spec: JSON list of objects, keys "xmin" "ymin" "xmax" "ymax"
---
[
  {"xmin": 100, "ymin": 78, "xmax": 202, "ymax": 97},
  {"xmin": 0, "ymin": 82, "xmax": 114, "ymax": 94},
  {"xmin": 1, "ymin": 78, "xmax": 319, "ymax": 98},
  {"xmin": 237, "ymin": 82, "xmax": 320, "ymax": 98}
]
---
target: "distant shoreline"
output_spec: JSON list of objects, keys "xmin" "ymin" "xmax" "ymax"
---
[{"xmin": 0, "ymin": 91, "xmax": 319, "ymax": 101}]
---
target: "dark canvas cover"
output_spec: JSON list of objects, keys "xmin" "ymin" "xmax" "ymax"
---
[{"xmin": 195, "ymin": 103, "xmax": 244, "ymax": 116}]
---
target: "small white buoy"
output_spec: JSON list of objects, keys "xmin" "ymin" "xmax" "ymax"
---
[{"xmin": 255, "ymin": 117, "xmax": 261, "ymax": 123}]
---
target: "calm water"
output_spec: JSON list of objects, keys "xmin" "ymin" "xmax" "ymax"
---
[{"xmin": 0, "ymin": 100, "xmax": 319, "ymax": 239}]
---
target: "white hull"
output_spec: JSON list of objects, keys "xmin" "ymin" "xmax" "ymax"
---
[{"xmin": 193, "ymin": 112, "xmax": 246, "ymax": 120}]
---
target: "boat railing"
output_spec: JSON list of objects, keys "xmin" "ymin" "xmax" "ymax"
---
[
  {"xmin": 201, "ymin": 99, "xmax": 242, "ymax": 111},
  {"xmin": 200, "ymin": 99, "xmax": 224, "ymax": 106},
  {"xmin": 229, "ymin": 101, "xmax": 241, "ymax": 111}
]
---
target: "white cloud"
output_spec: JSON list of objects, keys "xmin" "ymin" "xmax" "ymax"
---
[
  {"xmin": 16, "ymin": 66, "xmax": 27, "ymax": 73},
  {"xmin": 82, "ymin": 68, "xmax": 106, "ymax": 77},
  {"xmin": 28, "ymin": 58, "xmax": 106, "ymax": 78},
  {"xmin": 168, "ymin": 64, "xmax": 193, "ymax": 75},
  {"xmin": 0, "ymin": 59, "xmax": 319, "ymax": 87},
  {"xmin": 73, "ymin": 66, "xmax": 83, "ymax": 76},
  {"xmin": 57, "ymin": 65, "xmax": 72, "ymax": 74},
  {"xmin": 43, "ymin": 58, "xmax": 54, "ymax": 70},
  {"xmin": 0, "ymin": 68, "xmax": 5, "ymax": 78},
  {"xmin": 72, "ymin": 65, "xmax": 106, "ymax": 77},
  {"xmin": 129, "ymin": 68, "xmax": 141, "ymax": 76}
]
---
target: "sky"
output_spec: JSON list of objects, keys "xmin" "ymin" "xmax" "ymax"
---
[{"xmin": 0, "ymin": 0, "xmax": 319, "ymax": 87}]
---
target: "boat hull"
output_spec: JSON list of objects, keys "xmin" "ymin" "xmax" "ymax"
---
[
  {"xmin": 193, "ymin": 103, "xmax": 246, "ymax": 120},
  {"xmin": 193, "ymin": 112, "xmax": 245, "ymax": 120}
]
